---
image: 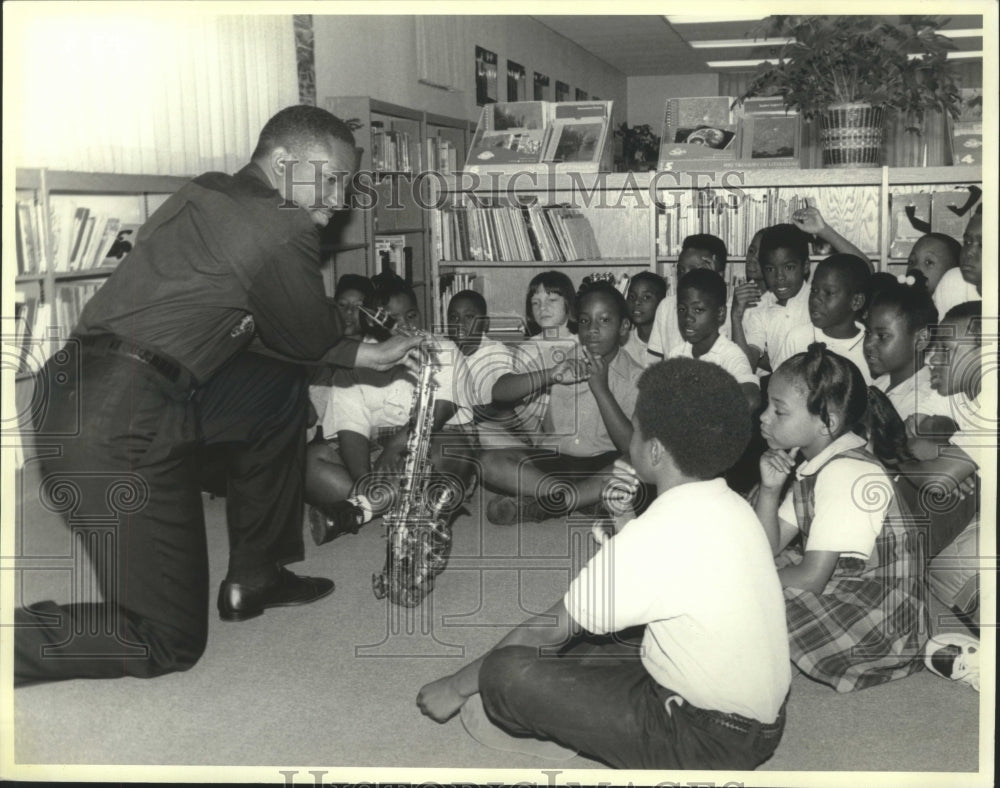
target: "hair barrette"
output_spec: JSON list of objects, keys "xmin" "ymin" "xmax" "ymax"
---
[{"xmin": 897, "ymin": 274, "xmax": 916, "ymax": 286}]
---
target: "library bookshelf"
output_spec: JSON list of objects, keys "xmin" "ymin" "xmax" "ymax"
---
[
  {"xmin": 323, "ymin": 96, "xmax": 475, "ymax": 321},
  {"xmin": 13, "ymin": 168, "xmax": 189, "ymax": 377},
  {"xmin": 428, "ymin": 165, "xmax": 981, "ymax": 329}
]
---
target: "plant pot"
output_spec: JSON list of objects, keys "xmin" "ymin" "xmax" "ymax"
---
[{"xmin": 819, "ymin": 103, "xmax": 886, "ymax": 168}]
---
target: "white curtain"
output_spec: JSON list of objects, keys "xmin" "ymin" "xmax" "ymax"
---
[
  {"xmin": 13, "ymin": 10, "xmax": 298, "ymax": 175},
  {"xmin": 415, "ymin": 16, "xmax": 468, "ymax": 92}
]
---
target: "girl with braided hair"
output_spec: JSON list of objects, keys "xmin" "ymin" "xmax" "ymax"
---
[{"xmin": 755, "ymin": 342, "xmax": 929, "ymax": 692}]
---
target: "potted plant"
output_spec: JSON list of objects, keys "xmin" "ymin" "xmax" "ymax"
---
[
  {"xmin": 736, "ymin": 16, "xmax": 963, "ymax": 168},
  {"xmin": 614, "ymin": 123, "xmax": 660, "ymax": 172}
]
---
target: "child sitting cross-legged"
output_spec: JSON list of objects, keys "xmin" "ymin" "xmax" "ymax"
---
[
  {"xmin": 483, "ymin": 281, "xmax": 643, "ymax": 525},
  {"xmin": 499, "ymin": 271, "xmax": 580, "ymax": 439},
  {"xmin": 417, "ymin": 358, "xmax": 792, "ymax": 770},
  {"xmin": 756, "ymin": 344, "xmax": 929, "ymax": 692},
  {"xmin": 780, "ymin": 253, "xmax": 872, "ymax": 384},
  {"xmin": 446, "ymin": 289, "xmax": 517, "ymax": 445},
  {"xmin": 669, "ymin": 268, "xmax": 759, "ymax": 412},
  {"xmin": 305, "ymin": 277, "xmax": 477, "ymax": 543}
]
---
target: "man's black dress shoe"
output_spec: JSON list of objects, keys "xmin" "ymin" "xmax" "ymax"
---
[{"xmin": 217, "ymin": 568, "xmax": 334, "ymax": 622}]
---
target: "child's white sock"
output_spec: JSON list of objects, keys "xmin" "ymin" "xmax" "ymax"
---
[{"xmin": 346, "ymin": 494, "xmax": 374, "ymax": 524}]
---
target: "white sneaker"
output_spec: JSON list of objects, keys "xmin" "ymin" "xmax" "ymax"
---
[{"xmin": 924, "ymin": 633, "xmax": 980, "ymax": 692}]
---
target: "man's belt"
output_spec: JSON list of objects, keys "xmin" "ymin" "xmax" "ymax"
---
[{"xmin": 85, "ymin": 336, "xmax": 184, "ymax": 384}]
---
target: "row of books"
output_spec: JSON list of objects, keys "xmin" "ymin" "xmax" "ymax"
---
[
  {"xmin": 12, "ymin": 281, "xmax": 102, "ymax": 375},
  {"xmin": 436, "ymin": 202, "xmax": 602, "ymax": 263},
  {"xmin": 656, "ymin": 189, "xmax": 813, "ymax": 258},
  {"xmin": 16, "ymin": 199, "xmax": 138, "ymax": 276},
  {"xmin": 465, "ymin": 100, "xmax": 613, "ymax": 170},
  {"xmin": 426, "ymin": 136, "xmax": 459, "ymax": 175},
  {"xmin": 14, "ymin": 200, "xmax": 45, "ymax": 275},
  {"xmin": 371, "ymin": 124, "xmax": 417, "ymax": 173}
]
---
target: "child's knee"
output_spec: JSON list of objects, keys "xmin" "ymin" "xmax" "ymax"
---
[{"xmin": 480, "ymin": 645, "xmax": 535, "ymax": 699}]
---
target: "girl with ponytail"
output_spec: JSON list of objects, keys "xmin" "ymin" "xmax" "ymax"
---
[
  {"xmin": 755, "ymin": 343, "xmax": 927, "ymax": 692},
  {"xmin": 864, "ymin": 271, "xmax": 954, "ymax": 426}
]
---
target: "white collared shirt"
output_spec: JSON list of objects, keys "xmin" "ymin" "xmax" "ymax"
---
[
  {"xmin": 932, "ymin": 267, "xmax": 980, "ymax": 319},
  {"xmin": 874, "ymin": 367, "xmax": 954, "ymax": 422},
  {"xmin": 565, "ymin": 478, "xmax": 791, "ymax": 723},
  {"xmin": 777, "ymin": 433, "xmax": 890, "ymax": 559},
  {"xmin": 668, "ymin": 333, "xmax": 758, "ymax": 386},
  {"xmin": 742, "ymin": 284, "xmax": 812, "ymax": 370},
  {"xmin": 780, "ymin": 322, "xmax": 871, "ymax": 383}
]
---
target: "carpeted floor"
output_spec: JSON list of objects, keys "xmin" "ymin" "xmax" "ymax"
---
[{"xmin": 9, "ymin": 457, "xmax": 984, "ymax": 782}]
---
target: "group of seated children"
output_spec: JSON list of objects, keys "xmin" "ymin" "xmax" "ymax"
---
[{"xmin": 304, "ymin": 202, "xmax": 985, "ymax": 767}]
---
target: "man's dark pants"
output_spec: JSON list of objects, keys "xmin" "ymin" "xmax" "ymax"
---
[{"xmin": 15, "ymin": 339, "xmax": 307, "ymax": 685}]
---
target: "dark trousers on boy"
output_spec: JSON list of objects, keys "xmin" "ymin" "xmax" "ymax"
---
[
  {"xmin": 479, "ymin": 636, "xmax": 787, "ymax": 770},
  {"xmin": 15, "ymin": 338, "xmax": 307, "ymax": 685}
]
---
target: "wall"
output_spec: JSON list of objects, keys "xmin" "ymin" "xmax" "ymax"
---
[
  {"xmin": 626, "ymin": 73, "xmax": 720, "ymax": 131},
  {"xmin": 313, "ymin": 15, "xmax": 628, "ymax": 125}
]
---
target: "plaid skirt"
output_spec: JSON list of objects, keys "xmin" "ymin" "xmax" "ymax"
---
[{"xmin": 783, "ymin": 447, "xmax": 929, "ymax": 693}]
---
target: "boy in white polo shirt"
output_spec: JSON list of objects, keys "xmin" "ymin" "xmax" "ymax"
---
[
  {"xmin": 445, "ymin": 289, "xmax": 517, "ymax": 444},
  {"xmin": 669, "ymin": 268, "xmax": 759, "ymax": 412},
  {"xmin": 416, "ymin": 358, "xmax": 791, "ymax": 770},
  {"xmin": 648, "ymin": 233, "xmax": 729, "ymax": 362},
  {"xmin": 780, "ymin": 253, "xmax": 872, "ymax": 383},
  {"xmin": 732, "ymin": 223, "xmax": 812, "ymax": 374}
]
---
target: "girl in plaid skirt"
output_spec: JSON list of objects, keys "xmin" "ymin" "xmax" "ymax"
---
[{"xmin": 754, "ymin": 343, "xmax": 928, "ymax": 692}]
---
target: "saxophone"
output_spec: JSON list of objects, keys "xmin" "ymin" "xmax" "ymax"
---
[{"xmin": 360, "ymin": 307, "xmax": 458, "ymax": 608}]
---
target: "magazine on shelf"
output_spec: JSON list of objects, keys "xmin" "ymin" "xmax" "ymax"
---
[
  {"xmin": 544, "ymin": 119, "xmax": 608, "ymax": 164},
  {"xmin": 466, "ymin": 100, "xmax": 613, "ymax": 171},
  {"xmin": 739, "ymin": 114, "xmax": 800, "ymax": 162},
  {"xmin": 657, "ymin": 96, "xmax": 738, "ymax": 167},
  {"xmin": 468, "ymin": 101, "xmax": 549, "ymax": 165}
]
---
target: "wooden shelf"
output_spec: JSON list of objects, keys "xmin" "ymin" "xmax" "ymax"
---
[
  {"xmin": 376, "ymin": 226, "xmax": 426, "ymax": 235},
  {"xmin": 434, "ymin": 165, "xmax": 982, "ymax": 194},
  {"xmin": 439, "ymin": 257, "xmax": 649, "ymax": 269},
  {"xmin": 53, "ymin": 267, "xmax": 118, "ymax": 282},
  {"xmin": 887, "ymin": 165, "xmax": 982, "ymax": 186},
  {"xmin": 17, "ymin": 168, "xmax": 190, "ymax": 194}
]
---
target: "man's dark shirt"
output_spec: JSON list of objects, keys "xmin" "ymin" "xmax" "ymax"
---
[{"xmin": 75, "ymin": 162, "xmax": 358, "ymax": 383}]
